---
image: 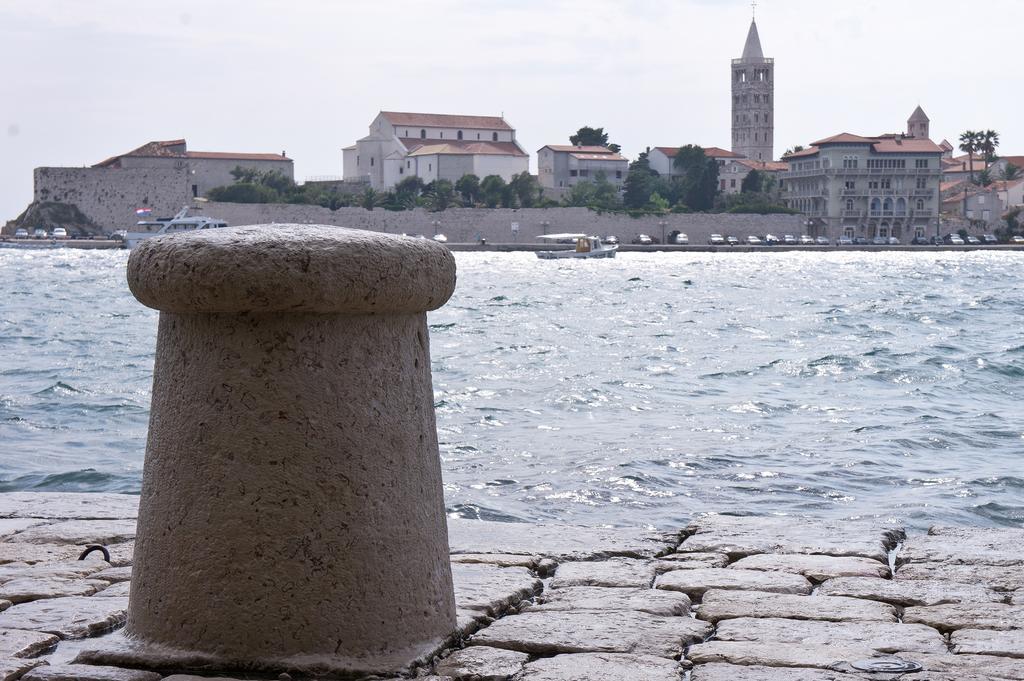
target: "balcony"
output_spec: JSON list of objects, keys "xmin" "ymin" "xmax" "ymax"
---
[{"xmin": 913, "ymin": 189, "xmax": 934, "ymax": 197}]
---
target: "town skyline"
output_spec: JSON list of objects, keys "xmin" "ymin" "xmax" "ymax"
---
[{"xmin": 2, "ymin": 0, "xmax": 1021, "ymax": 222}]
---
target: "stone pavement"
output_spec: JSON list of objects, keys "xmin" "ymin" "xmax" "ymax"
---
[{"xmin": 0, "ymin": 493, "xmax": 1022, "ymax": 680}]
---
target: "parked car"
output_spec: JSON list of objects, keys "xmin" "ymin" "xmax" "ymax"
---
[
  {"xmin": 432, "ymin": 233, "xmax": 448, "ymax": 243},
  {"xmin": 52, "ymin": 227, "xmax": 68, "ymax": 239},
  {"xmin": 911, "ymin": 236, "xmax": 930, "ymax": 245},
  {"xmin": 943, "ymin": 234, "xmax": 965, "ymax": 245},
  {"xmin": 838, "ymin": 236, "xmax": 853, "ymax": 245},
  {"xmin": 746, "ymin": 235, "xmax": 762, "ymax": 245},
  {"xmin": 930, "ymin": 236, "xmax": 944, "ymax": 245},
  {"xmin": 871, "ymin": 236, "xmax": 888, "ymax": 245},
  {"xmin": 632, "ymin": 234, "xmax": 654, "ymax": 245},
  {"xmin": 708, "ymin": 234, "xmax": 725, "ymax": 245},
  {"xmin": 798, "ymin": 235, "xmax": 814, "ymax": 245},
  {"xmin": 965, "ymin": 235, "xmax": 981, "ymax": 245},
  {"xmin": 815, "ymin": 236, "xmax": 830, "ymax": 245},
  {"xmin": 853, "ymin": 236, "xmax": 870, "ymax": 245},
  {"xmin": 603, "ymin": 235, "xmax": 620, "ymax": 245},
  {"xmin": 782, "ymin": 234, "xmax": 797, "ymax": 245},
  {"xmin": 673, "ymin": 233, "xmax": 689, "ymax": 245},
  {"xmin": 981, "ymin": 234, "xmax": 998, "ymax": 244},
  {"xmin": 725, "ymin": 235, "xmax": 740, "ymax": 246},
  {"xmin": 14, "ymin": 228, "xmax": 28, "ymax": 238},
  {"xmin": 887, "ymin": 236, "xmax": 900, "ymax": 245},
  {"xmin": 763, "ymin": 233, "xmax": 779, "ymax": 245},
  {"xmin": 1010, "ymin": 235, "xmax": 1024, "ymax": 244},
  {"xmin": 32, "ymin": 228, "xmax": 47, "ymax": 239}
]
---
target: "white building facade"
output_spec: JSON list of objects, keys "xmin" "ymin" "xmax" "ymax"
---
[
  {"xmin": 537, "ymin": 146, "xmax": 628, "ymax": 189},
  {"xmin": 343, "ymin": 112, "xmax": 529, "ymax": 190}
]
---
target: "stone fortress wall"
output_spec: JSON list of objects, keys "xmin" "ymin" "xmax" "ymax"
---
[
  {"xmin": 197, "ymin": 203, "xmax": 809, "ymax": 244},
  {"xmin": 33, "ymin": 167, "xmax": 191, "ymax": 231}
]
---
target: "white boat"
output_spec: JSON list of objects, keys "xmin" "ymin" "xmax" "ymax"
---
[
  {"xmin": 123, "ymin": 207, "xmax": 228, "ymax": 248},
  {"xmin": 536, "ymin": 233, "xmax": 618, "ymax": 259}
]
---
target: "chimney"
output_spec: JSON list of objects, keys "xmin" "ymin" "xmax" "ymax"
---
[{"xmin": 282, "ymin": 150, "xmax": 286, "ymax": 158}]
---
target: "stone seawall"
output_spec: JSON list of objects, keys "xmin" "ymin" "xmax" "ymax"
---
[{"xmin": 198, "ymin": 203, "xmax": 808, "ymax": 245}]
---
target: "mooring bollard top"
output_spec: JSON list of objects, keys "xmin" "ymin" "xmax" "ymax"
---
[{"xmin": 127, "ymin": 225, "xmax": 457, "ymax": 314}]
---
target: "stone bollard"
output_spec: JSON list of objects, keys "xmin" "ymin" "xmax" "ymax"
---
[{"xmin": 83, "ymin": 225, "xmax": 458, "ymax": 677}]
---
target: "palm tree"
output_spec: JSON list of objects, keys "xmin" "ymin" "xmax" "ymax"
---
[
  {"xmin": 1001, "ymin": 163, "xmax": 1021, "ymax": 181},
  {"xmin": 958, "ymin": 130, "xmax": 982, "ymax": 183},
  {"xmin": 979, "ymin": 130, "xmax": 1000, "ymax": 170}
]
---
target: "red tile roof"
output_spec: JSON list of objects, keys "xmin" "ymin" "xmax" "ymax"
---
[
  {"xmin": 735, "ymin": 159, "xmax": 788, "ymax": 172},
  {"xmin": 541, "ymin": 145, "xmax": 617, "ymax": 154},
  {"xmin": 94, "ymin": 139, "xmax": 291, "ymax": 167},
  {"xmin": 783, "ymin": 147, "xmax": 820, "ymax": 159},
  {"xmin": 402, "ymin": 139, "xmax": 527, "ymax": 157},
  {"xmin": 569, "ymin": 152, "xmax": 627, "ymax": 162},
  {"xmin": 382, "ymin": 111, "xmax": 512, "ymax": 131},
  {"xmin": 811, "ymin": 133, "xmax": 877, "ymax": 145},
  {"xmin": 871, "ymin": 138, "xmax": 944, "ymax": 154},
  {"xmin": 653, "ymin": 146, "xmax": 743, "ymax": 159}
]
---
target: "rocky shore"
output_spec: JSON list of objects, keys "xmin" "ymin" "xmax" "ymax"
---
[{"xmin": 0, "ymin": 492, "xmax": 1020, "ymax": 680}]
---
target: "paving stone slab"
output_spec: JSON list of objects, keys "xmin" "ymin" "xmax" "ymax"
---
[
  {"xmin": 0, "ymin": 562, "xmax": 106, "ymax": 583},
  {"xmin": 818, "ymin": 576, "xmax": 1003, "ymax": 607},
  {"xmin": 512, "ymin": 652, "xmax": 683, "ymax": 681},
  {"xmin": 903, "ymin": 603, "xmax": 1024, "ymax": 632},
  {"xmin": 103, "ymin": 543, "xmax": 133, "ymax": 568},
  {"xmin": 896, "ymin": 562, "xmax": 1024, "ymax": 592},
  {"xmin": 729, "ymin": 554, "xmax": 888, "ymax": 582},
  {"xmin": 448, "ymin": 519, "xmax": 673, "ymax": 560},
  {"xmin": 654, "ymin": 552, "xmax": 730, "ymax": 569},
  {"xmin": 690, "ymin": 663, "xmax": 869, "ymax": 681},
  {"xmin": 89, "ymin": 568, "xmax": 131, "ymax": 584},
  {"xmin": 22, "ymin": 664, "xmax": 160, "ymax": 681},
  {"xmin": 469, "ymin": 610, "xmax": 712, "ymax": 658},
  {"xmin": 0, "ymin": 578, "xmax": 109, "ymax": 604},
  {"xmin": 687, "ymin": 641, "xmax": 875, "ymax": 670},
  {"xmin": 435, "ymin": 645, "xmax": 530, "ymax": 680},
  {"xmin": 680, "ymin": 516, "xmax": 900, "ymax": 562},
  {"xmin": 0, "ymin": 658, "xmax": 46, "ymax": 681},
  {"xmin": 93, "ymin": 582, "xmax": 130, "ymax": 598},
  {"xmin": 0, "ymin": 521, "xmax": 48, "ymax": 539},
  {"xmin": 4, "ymin": 521, "xmax": 136, "ymax": 547},
  {"xmin": 162, "ymin": 677, "xmax": 251, "ymax": 681},
  {"xmin": 0, "ymin": 597, "xmax": 127, "ymax": 639},
  {"xmin": 0, "ymin": 495, "xmax": 138, "ymax": 521},
  {"xmin": 713, "ymin": 617, "xmax": 947, "ymax": 653},
  {"xmin": 656, "ymin": 568, "xmax": 812, "ymax": 598},
  {"xmin": 0, "ymin": 546, "xmax": 80, "ymax": 566},
  {"xmin": 532, "ymin": 586, "xmax": 691, "ymax": 616},
  {"xmin": 689, "ymin": 662, "xmax": 991, "ymax": 681},
  {"xmin": 548, "ymin": 559, "xmax": 656, "ymax": 589},
  {"xmin": 450, "ymin": 553, "xmax": 543, "ymax": 569},
  {"xmin": 457, "ymin": 609, "xmax": 490, "ymax": 637},
  {"xmin": 832, "ymin": 652, "xmax": 1024, "ymax": 680},
  {"xmin": 953, "ymin": 629, "xmax": 1024, "ymax": 658},
  {"xmin": 0, "ymin": 629, "xmax": 59, "ymax": 658},
  {"xmin": 697, "ymin": 590, "xmax": 897, "ymax": 623},
  {"xmin": 452, "ymin": 563, "xmax": 542, "ymax": 617},
  {"xmin": 901, "ymin": 526, "xmax": 1024, "ymax": 566}
]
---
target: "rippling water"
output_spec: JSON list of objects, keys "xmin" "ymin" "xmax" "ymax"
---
[{"xmin": 1, "ymin": 249, "xmax": 1022, "ymax": 529}]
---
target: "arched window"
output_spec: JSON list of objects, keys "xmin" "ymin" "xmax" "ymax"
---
[
  {"xmin": 896, "ymin": 198, "xmax": 907, "ymax": 216},
  {"xmin": 457, "ymin": 130, "xmax": 463, "ymax": 140},
  {"xmin": 492, "ymin": 132, "xmax": 498, "ymax": 141},
  {"xmin": 870, "ymin": 198, "xmax": 881, "ymax": 215},
  {"xmin": 420, "ymin": 129, "xmax": 426, "ymax": 139},
  {"xmin": 883, "ymin": 198, "xmax": 893, "ymax": 214}
]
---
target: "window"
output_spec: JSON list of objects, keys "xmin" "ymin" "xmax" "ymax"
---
[
  {"xmin": 457, "ymin": 131, "xmax": 463, "ymax": 140},
  {"xmin": 405, "ymin": 130, "xmax": 409, "ymax": 137},
  {"xmin": 428, "ymin": 163, "xmax": 432, "ymax": 171},
  {"xmin": 843, "ymin": 156, "xmax": 859, "ymax": 169},
  {"xmin": 420, "ymin": 129, "xmax": 426, "ymax": 138},
  {"xmin": 881, "ymin": 179, "xmax": 891, "ymax": 189},
  {"xmin": 916, "ymin": 199, "xmax": 924, "ymax": 210},
  {"xmin": 615, "ymin": 170, "xmax": 622, "ymax": 179},
  {"xmin": 967, "ymin": 209, "xmax": 975, "ymax": 218},
  {"xmin": 846, "ymin": 199, "xmax": 854, "ymax": 210},
  {"xmin": 192, "ymin": 184, "xmax": 198, "ymax": 198},
  {"xmin": 720, "ymin": 179, "xmax": 726, "ymax": 190},
  {"xmin": 983, "ymin": 209, "xmax": 991, "ymax": 220},
  {"xmin": 916, "ymin": 178, "xmax": 927, "ymax": 189},
  {"xmin": 399, "ymin": 167, "xmax": 403, "ymax": 174},
  {"xmin": 407, "ymin": 161, "xmax": 411, "ymax": 168},
  {"xmin": 867, "ymin": 159, "xmax": 906, "ymax": 169},
  {"xmin": 439, "ymin": 132, "xmax": 443, "ymax": 139},
  {"xmin": 915, "ymin": 159, "xmax": 929, "ymax": 169},
  {"xmin": 570, "ymin": 170, "xmax": 578, "ymax": 177},
  {"xmin": 492, "ymin": 132, "xmax": 498, "ymax": 141},
  {"xmin": 845, "ymin": 181, "xmax": 855, "ymax": 189},
  {"xmin": 370, "ymin": 157, "xmax": 374, "ymax": 167},
  {"xmin": 978, "ymin": 195, "xmax": 986, "ymax": 205},
  {"xmin": 477, "ymin": 133, "xmax": 481, "ymax": 140},
  {"xmin": 579, "ymin": 169, "xmax": 589, "ymax": 177},
  {"xmin": 869, "ymin": 181, "xmax": 879, "ymax": 189},
  {"xmin": 730, "ymin": 179, "xmax": 736, "ymax": 188}
]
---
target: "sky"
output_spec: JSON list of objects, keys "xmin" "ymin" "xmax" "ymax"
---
[{"xmin": 1, "ymin": 0, "xmax": 1020, "ymax": 221}]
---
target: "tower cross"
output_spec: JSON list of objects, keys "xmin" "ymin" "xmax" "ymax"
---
[{"xmin": 751, "ymin": 1, "xmax": 757, "ymax": 18}]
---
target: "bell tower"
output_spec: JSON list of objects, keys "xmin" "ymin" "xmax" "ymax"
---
[{"xmin": 731, "ymin": 10, "xmax": 774, "ymax": 161}]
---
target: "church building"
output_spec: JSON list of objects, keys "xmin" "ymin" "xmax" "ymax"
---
[{"xmin": 731, "ymin": 17, "xmax": 774, "ymax": 162}]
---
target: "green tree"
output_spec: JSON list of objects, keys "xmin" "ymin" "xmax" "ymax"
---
[
  {"xmin": 508, "ymin": 172, "xmax": 541, "ymax": 207},
  {"xmin": 1002, "ymin": 163, "xmax": 1021, "ymax": 181},
  {"xmin": 741, "ymin": 169, "xmax": 763, "ymax": 193},
  {"xmin": 623, "ymin": 151, "xmax": 659, "ymax": 209},
  {"xmin": 455, "ymin": 174, "xmax": 481, "ymax": 205},
  {"xmin": 959, "ymin": 130, "xmax": 983, "ymax": 182},
  {"xmin": 229, "ymin": 166, "xmax": 261, "ymax": 184},
  {"xmin": 978, "ymin": 169, "xmax": 993, "ymax": 187},
  {"xmin": 570, "ymin": 126, "xmax": 621, "ymax": 153},
  {"xmin": 207, "ymin": 183, "xmax": 278, "ymax": 203},
  {"xmin": 423, "ymin": 179, "xmax": 456, "ymax": 211},
  {"xmin": 361, "ymin": 187, "xmax": 378, "ymax": 210},
  {"xmin": 784, "ymin": 145, "xmax": 805, "ymax": 155},
  {"xmin": 479, "ymin": 175, "xmax": 507, "ymax": 208},
  {"xmin": 564, "ymin": 181, "xmax": 597, "ymax": 207},
  {"xmin": 646, "ymin": 192, "xmax": 670, "ymax": 214},
  {"xmin": 980, "ymin": 130, "xmax": 1000, "ymax": 169},
  {"xmin": 395, "ymin": 175, "xmax": 425, "ymax": 200},
  {"xmin": 672, "ymin": 145, "xmax": 718, "ymax": 211}
]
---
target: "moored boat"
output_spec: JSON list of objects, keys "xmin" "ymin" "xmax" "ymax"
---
[
  {"xmin": 123, "ymin": 207, "xmax": 228, "ymax": 248},
  {"xmin": 536, "ymin": 234, "xmax": 617, "ymax": 259}
]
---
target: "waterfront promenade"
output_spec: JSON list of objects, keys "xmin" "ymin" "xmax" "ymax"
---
[{"xmin": 0, "ymin": 492, "xmax": 1020, "ymax": 680}]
